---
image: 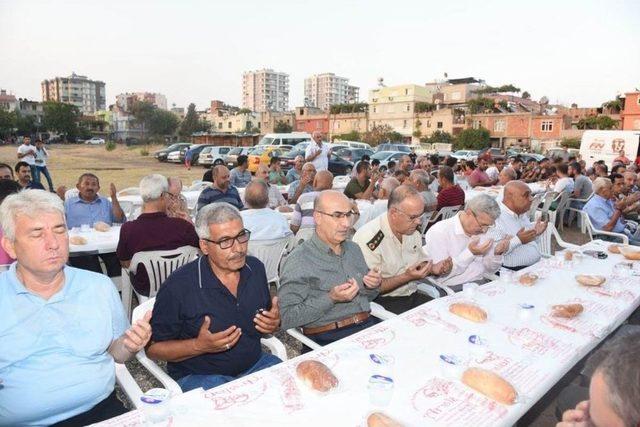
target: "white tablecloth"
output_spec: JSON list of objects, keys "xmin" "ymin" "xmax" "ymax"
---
[
  {"xmin": 465, "ymin": 182, "xmax": 547, "ymax": 201},
  {"xmin": 69, "ymin": 225, "xmax": 121, "ymax": 255},
  {"xmin": 96, "ymin": 240, "xmax": 640, "ymax": 427}
]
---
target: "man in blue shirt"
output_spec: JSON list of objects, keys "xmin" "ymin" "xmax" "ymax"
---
[
  {"xmin": 0, "ymin": 189, "xmax": 152, "ymax": 426},
  {"xmin": 197, "ymin": 165, "xmax": 244, "ymax": 211},
  {"xmin": 288, "ymin": 162, "xmax": 316, "ymax": 204},
  {"xmin": 147, "ymin": 203, "xmax": 282, "ymax": 391},
  {"xmin": 229, "ymin": 155, "xmax": 252, "ymax": 188}
]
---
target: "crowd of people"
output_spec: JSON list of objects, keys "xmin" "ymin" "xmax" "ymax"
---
[{"xmin": 2, "ymin": 135, "xmax": 640, "ymax": 427}]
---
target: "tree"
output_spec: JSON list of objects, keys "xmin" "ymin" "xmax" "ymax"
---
[
  {"xmin": 43, "ymin": 101, "xmax": 81, "ymax": 140},
  {"xmin": 576, "ymin": 115, "xmax": 618, "ymax": 130},
  {"xmin": 414, "ymin": 102, "xmax": 436, "ymax": 113},
  {"xmin": 274, "ymin": 120, "xmax": 292, "ymax": 133},
  {"xmin": 561, "ymin": 137, "xmax": 581, "ymax": 149},
  {"xmin": 334, "ymin": 130, "xmax": 360, "ymax": 141},
  {"xmin": 474, "ymin": 84, "xmax": 521, "ymax": 95},
  {"xmin": 412, "ymin": 119, "xmax": 422, "ymax": 138},
  {"xmin": 329, "ymin": 103, "xmax": 368, "ymax": 114},
  {"xmin": 14, "ymin": 112, "xmax": 36, "ymax": 136},
  {"xmin": 179, "ymin": 103, "xmax": 206, "ymax": 136},
  {"xmin": 603, "ymin": 98, "xmax": 623, "ymax": 113},
  {"xmin": 238, "ymin": 108, "xmax": 253, "ymax": 115},
  {"xmin": 148, "ymin": 109, "xmax": 180, "ymax": 136},
  {"xmin": 467, "ymin": 98, "xmax": 495, "ymax": 114},
  {"xmin": 455, "ymin": 128, "xmax": 491, "ymax": 150},
  {"xmin": 0, "ymin": 109, "xmax": 16, "ymax": 136},
  {"xmin": 362, "ymin": 124, "xmax": 397, "ymax": 146},
  {"xmin": 522, "ymin": 91, "xmax": 531, "ymax": 99},
  {"xmin": 421, "ymin": 130, "xmax": 453, "ymax": 145}
]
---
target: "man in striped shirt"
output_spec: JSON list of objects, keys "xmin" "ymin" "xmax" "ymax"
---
[
  {"xmin": 290, "ymin": 170, "xmax": 333, "ymax": 234},
  {"xmin": 196, "ymin": 165, "xmax": 244, "ymax": 211}
]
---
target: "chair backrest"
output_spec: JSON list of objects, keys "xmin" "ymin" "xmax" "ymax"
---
[
  {"xmin": 118, "ymin": 187, "xmax": 140, "ymax": 197},
  {"xmin": 579, "ymin": 211, "xmax": 595, "ymax": 241},
  {"xmin": 133, "ymin": 296, "xmax": 156, "ymax": 323},
  {"xmin": 528, "ymin": 193, "xmax": 544, "ymax": 221},
  {"xmin": 130, "ymin": 246, "xmax": 201, "ymax": 297},
  {"xmin": 536, "ymin": 222, "xmax": 563, "ymax": 257},
  {"xmin": 247, "ymin": 236, "xmax": 293, "ymax": 283},
  {"xmin": 422, "ymin": 205, "xmax": 461, "ymax": 233},
  {"xmin": 65, "ymin": 188, "xmax": 79, "ymax": 200},
  {"xmin": 537, "ymin": 191, "xmax": 558, "ymax": 219},
  {"xmin": 292, "ymin": 227, "xmax": 315, "ymax": 249},
  {"xmin": 189, "ymin": 181, "xmax": 213, "ymax": 192},
  {"xmin": 119, "ymin": 200, "xmax": 136, "ymax": 219}
]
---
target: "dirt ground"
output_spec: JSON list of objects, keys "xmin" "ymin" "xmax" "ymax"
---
[{"xmin": 0, "ymin": 143, "xmax": 209, "ymax": 190}]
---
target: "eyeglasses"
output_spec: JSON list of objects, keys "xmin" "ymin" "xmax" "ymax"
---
[
  {"xmin": 393, "ymin": 207, "xmax": 423, "ymax": 221},
  {"xmin": 202, "ymin": 229, "xmax": 251, "ymax": 249},
  {"xmin": 315, "ymin": 210, "xmax": 357, "ymax": 220},
  {"xmin": 470, "ymin": 210, "xmax": 495, "ymax": 232}
]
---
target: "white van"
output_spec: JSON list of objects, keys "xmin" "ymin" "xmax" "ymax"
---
[
  {"xmin": 258, "ymin": 132, "xmax": 311, "ymax": 147},
  {"xmin": 332, "ymin": 139, "xmax": 373, "ymax": 150},
  {"xmin": 579, "ymin": 130, "xmax": 640, "ymax": 167}
]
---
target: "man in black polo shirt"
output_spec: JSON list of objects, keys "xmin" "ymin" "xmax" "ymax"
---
[{"xmin": 147, "ymin": 202, "xmax": 281, "ymax": 391}]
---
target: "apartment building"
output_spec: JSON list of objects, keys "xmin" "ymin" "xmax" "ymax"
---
[
  {"xmin": 621, "ymin": 92, "xmax": 640, "ymax": 130},
  {"xmin": 242, "ymin": 69, "xmax": 289, "ymax": 112},
  {"xmin": 115, "ymin": 92, "xmax": 168, "ymax": 111},
  {"xmin": 41, "ymin": 72, "xmax": 106, "ymax": 114},
  {"xmin": 295, "ymin": 107, "xmax": 329, "ymax": 134},
  {"xmin": 465, "ymin": 112, "xmax": 572, "ymax": 147},
  {"xmin": 304, "ymin": 73, "xmax": 359, "ymax": 110},
  {"xmin": 368, "ymin": 84, "xmax": 434, "ymax": 141}
]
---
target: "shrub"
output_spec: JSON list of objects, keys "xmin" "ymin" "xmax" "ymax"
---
[{"xmin": 105, "ymin": 140, "xmax": 116, "ymax": 151}]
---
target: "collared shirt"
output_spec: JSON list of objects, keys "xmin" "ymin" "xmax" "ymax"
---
[
  {"xmin": 268, "ymin": 170, "xmax": 287, "ymax": 186},
  {"xmin": 278, "ymin": 233, "xmax": 379, "ymax": 329},
  {"xmin": 116, "ymin": 212, "xmax": 200, "ymax": 296},
  {"xmin": 286, "ymin": 168, "xmax": 301, "ymax": 183},
  {"xmin": 64, "ymin": 195, "xmax": 118, "ymax": 228},
  {"xmin": 288, "ymin": 180, "xmax": 313, "ymax": 199},
  {"xmin": 490, "ymin": 203, "xmax": 541, "ymax": 268},
  {"xmin": 353, "ymin": 213, "xmax": 427, "ymax": 297},
  {"xmin": 468, "ymin": 168, "xmax": 490, "ymax": 187},
  {"xmin": 584, "ymin": 194, "xmax": 625, "ymax": 233},
  {"xmin": 573, "ymin": 175, "xmax": 593, "ymax": 199},
  {"xmin": 197, "ymin": 185, "xmax": 244, "ymax": 211},
  {"xmin": 344, "ymin": 177, "xmax": 370, "ymax": 199},
  {"xmin": 485, "ymin": 166, "xmax": 499, "ymax": 182},
  {"xmin": 304, "ymin": 142, "xmax": 330, "ymax": 171},
  {"xmin": 17, "ymin": 143, "xmax": 36, "ymax": 165},
  {"xmin": 423, "ymin": 213, "xmax": 503, "ymax": 288},
  {"xmin": 554, "ymin": 177, "xmax": 574, "ymax": 194},
  {"xmin": 241, "ymin": 208, "xmax": 292, "ymax": 240},
  {"xmin": 151, "ymin": 256, "xmax": 272, "ymax": 380},
  {"xmin": 229, "ymin": 167, "xmax": 252, "ymax": 188},
  {"xmin": 291, "ymin": 191, "xmax": 320, "ymax": 229},
  {"xmin": 267, "ymin": 184, "xmax": 286, "ymax": 208},
  {"xmin": 437, "ymin": 185, "xmax": 465, "ymax": 210},
  {"xmin": 0, "ymin": 264, "xmax": 128, "ymax": 425}
]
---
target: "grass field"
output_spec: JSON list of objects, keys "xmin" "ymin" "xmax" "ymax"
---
[{"xmin": 0, "ymin": 143, "xmax": 209, "ymax": 190}]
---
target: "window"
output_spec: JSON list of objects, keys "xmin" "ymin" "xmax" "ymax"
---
[
  {"xmin": 218, "ymin": 122, "xmax": 222, "ymax": 129},
  {"xmin": 472, "ymin": 120, "xmax": 482, "ymax": 129},
  {"xmin": 541, "ymin": 120, "xmax": 553, "ymax": 132},
  {"xmin": 494, "ymin": 119, "xmax": 506, "ymax": 132},
  {"xmin": 373, "ymin": 107, "xmax": 377, "ymax": 113},
  {"xmin": 437, "ymin": 122, "xmax": 443, "ymax": 129},
  {"xmin": 403, "ymin": 120, "xmax": 407, "ymax": 128},
  {"xmin": 406, "ymin": 104, "xmax": 411, "ymax": 112},
  {"xmin": 404, "ymin": 89, "xmax": 409, "ymax": 95},
  {"xmin": 228, "ymin": 122, "xmax": 232, "ymax": 129}
]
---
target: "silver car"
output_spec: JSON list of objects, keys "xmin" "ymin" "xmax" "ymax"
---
[{"xmin": 198, "ymin": 146, "xmax": 234, "ymax": 166}]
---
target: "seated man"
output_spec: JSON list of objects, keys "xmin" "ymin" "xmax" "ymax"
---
[
  {"xmin": 229, "ymin": 155, "xmax": 252, "ymax": 188},
  {"xmin": 408, "ymin": 169, "xmax": 437, "ymax": 213},
  {"xmin": 365, "ymin": 177, "xmax": 402, "ymax": 223},
  {"xmin": 241, "ymin": 180, "xmax": 292, "ymax": 240},
  {"xmin": 116, "ymin": 174, "xmax": 200, "ymax": 297},
  {"xmin": 491, "ymin": 181, "xmax": 548, "ymax": 271},
  {"xmin": 436, "ymin": 166, "xmax": 465, "ymax": 210},
  {"xmin": 553, "ymin": 164, "xmax": 574, "ymax": 194},
  {"xmin": 15, "ymin": 161, "xmax": 45, "ymax": 190},
  {"xmin": 147, "ymin": 203, "xmax": 281, "ymax": 391},
  {"xmin": 498, "ymin": 167, "xmax": 517, "ymax": 186},
  {"xmin": 254, "ymin": 164, "xmax": 288, "ymax": 209},
  {"xmin": 0, "ymin": 190, "xmax": 151, "ymax": 425},
  {"xmin": 569, "ymin": 161, "xmax": 592, "ymax": 209},
  {"xmin": 197, "ymin": 165, "xmax": 244, "ymax": 211},
  {"xmin": 65, "ymin": 173, "xmax": 125, "ymax": 276},
  {"xmin": 290, "ymin": 170, "xmax": 333, "ymax": 234},
  {"xmin": 485, "ymin": 158, "xmax": 504, "ymax": 183},
  {"xmin": 344, "ymin": 161, "xmax": 378, "ymax": 200},
  {"xmin": 584, "ymin": 177, "xmax": 640, "ymax": 245},
  {"xmin": 268, "ymin": 156, "xmax": 287, "ymax": 185},
  {"xmin": 165, "ymin": 176, "xmax": 192, "ymax": 223},
  {"xmin": 353, "ymin": 185, "xmax": 453, "ymax": 314},
  {"xmin": 468, "ymin": 155, "xmax": 497, "ymax": 188},
  {"xmin": 288, "ymin": 162, "xmax": 316, "ymax": 204},
  {"xmin": 278, "ymin": 191, "xmax": 382, "ymax": 346},
  {"xmin": 424, "ymin": 194, "xmax": 510, "ymax": 290},
  {"xmin": 286, "ymin": 155, "xmax": 304, "ymax": 184}
]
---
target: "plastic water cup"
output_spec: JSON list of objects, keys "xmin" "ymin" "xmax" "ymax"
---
[
  {"xmin": 369, "ymin": 353, "xmax": 395, "ymax": 377},
  {"xmin": 140, "ymin": 388, "xmax": 171, "ymax": 424},
  {"xmin": 518, "ymin": 303, "xmax": 535, "ymax": 322},
  {"xmin": 367, "ymin": 375, "xmax": 394, "ymax": 407},
  {"xmin": 499, "ymin": 268, "xmax": 514, "ymax": 284},
  {"xmin": 80, "ymin": 223, "xmax": 90, "ymax": 233},
  {"xmin": 463, "ymin": 282, "xmax": 479, "ymax": 299}
]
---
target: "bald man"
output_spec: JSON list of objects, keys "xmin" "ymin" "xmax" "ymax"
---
[
  {"xmin": 279, "ymin": 190, "xmax": 382, "ymax": 347},
  {"xmin": 490, "ymin": 181, "xmax": 548, "ymax": 270},
  {"xmin": 196, "ymin": 165, "xmax": 244, "ymax": 211},
  {"xmin": 498, "ymin": 167, "xmax": 517, "ymax": 186},
  {"xmin": 290, "ymin": 170, "xmax": 333, "ymax": 234}
]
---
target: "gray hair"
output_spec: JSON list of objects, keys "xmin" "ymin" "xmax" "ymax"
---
[
  {"xmin": 0, "ymin": 189, "xmax": 66, "ymax": 241},
  {"xmin": 501, "ymin": 167, "xmax": 517, "ymax": 180},
  {"xmin": 380, "ymin": 177, "xmax": 401, "ymax": 194},
  {"xmin": 388, "ymin": 184, "xmax": 421, "ymax": 209},
  {"xmin": 410, "ymin": 169, "xmax": 432, "ymax": 189},
  {"xmin": 140, "ymin": 174, "xmax": 169, "ymax": 202},
  {"xmin": 466, "ymin": 194, "xmax": 501, "ymax": 220},
  {"xmin": 195, "ymin": 202, "xmax": 242, "ymax": 239},
  {"xmin": 244, "ymin": 180, "xmax": 269, "ymax": 209},
  {"xmin": 593, "ymin": 177, "xmax": 612, "ymax": 194}
]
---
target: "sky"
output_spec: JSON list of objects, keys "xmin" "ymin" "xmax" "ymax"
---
[{"xmin": 1, "ymin": 0, "xmax": 639, "ymax": 111}]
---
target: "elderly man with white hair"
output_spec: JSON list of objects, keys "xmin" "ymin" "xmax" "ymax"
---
[
  {"xmin": 286, "ymin": 155, "xmax": 305, "ymax": 183},
  {"xmin": 584, "ymin": 177, "xmax": 640, "ymax": 245},
  {"xmin": 0, "ymin": 190, "xmax": 152, "ymax": 425},
  {"xmin": 241, "ymin": 180, "xmax": 292, "ymax": 240},
  {"xmin": 304, "ymin": 131, "xmax": 331, "ymax": 171},
  {"xmin": 116, "ymin": 174, "xmax": 199, "ymax": 297},
  {"xmin": 424, "ymin": 194, "xmax": 511, "ymax": 290},
  {"xmin": 408, "ymin": 169, "xmax": 437, "ymax": 213}
]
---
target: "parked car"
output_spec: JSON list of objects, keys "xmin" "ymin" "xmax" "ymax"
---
[
  {"xmin": 278, "ymin": 146, "xmax": 307, "ymax": 172},
  {"xmin": 370, "ymin": 151, "xmax": 407, "ymax": 172},
  {"xmin": 477, "ymin": 147, "xmax": 506, "ymax": 160},
  {"xmin": 546, "ymin": 147, "xmax": 580, "ymax": 160},
  {"xmin": 85, "ymin": 137, "xmax": 105, "ymax": 145},
  {"xmin": 257, "ymin": 133, "xmax": 312, "ymax": 147},
  {"xmin": 328, "ymin": 154, "xmax": 354, "ymax": 176},
  {"xmin": 335, "ymin": 148, "xmax": 375, "ymax": 163},
  {"xmin": 332, "ymin": 140, "xmax": 373, "ymax": 150},
  {"xmin": 511, "ymin": 153, "xmax": 545, "ymax": 163},
  {"xmin": 198, "ymin": 146, "xmax": 235, "ymax": 167},
  {"xmin": 451, "ymin": 150, "xmax": 479, "ymax": 161},
  {"xmin": 224, "ymin": 146, "xmax": 253, "ymax": 168},
  {"xmin": 177, "ymin": 144, "xmax": 215, "ymax": 165},
  {"xmin": 154, "ymin": 142, "xmax": 192, "ymax": 162},
  {"xmin": 376, "ymin": 143, "xmax": 412, "ymax": 153},
  {"xmin": 247, "ymin": 145, "xmax": 293, "ymax": 173}
]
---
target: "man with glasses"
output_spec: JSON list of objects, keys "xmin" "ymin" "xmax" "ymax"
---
[
  {"xmin": 116, "ymin": 175, "xmax": 199, "ymax": 297},
  {"xmin": 424, "ymin": 194, "xmax": 510, "ymax": 290},
  {"xmin": 353, "ymin": 185, "xmax": 453, "ymax": 314},
  {"xmin": 147, "ymin": 203, "xmax": 282, "ymax": 391},
  {"xmin": 490, "ymin": 181, "xmax": 547, "ymax": 271},
  {"xmin": 279, "ymin": 190, "xmax": 383, "ymax": 347}
]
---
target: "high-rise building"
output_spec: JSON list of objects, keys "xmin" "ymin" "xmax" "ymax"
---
[
  {"xmin": 41, "ymin": 72, "xmax": 106, "ymax": 114},
  {"xmin": 115, "ymin": 92, "xmax": 168, "ymax": 112},
  {"xmin": 242, "ymin": 69, "xmax": 289, "ymax": 112},
  {"xmin": 304, "ymin": 73, "xmax": 359, "ymax": 110}
]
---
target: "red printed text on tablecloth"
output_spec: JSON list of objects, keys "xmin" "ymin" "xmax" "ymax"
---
[
  {"xmin": 203, "ymin": 375, "xmax": 268, "ymax": 411},
  {"xmin": 350, "ymin": 324, "xmax": 396, "ymax": 349},
  {"xmin": 403, "ymin": 307, "xmax": 460, "ymax": 334},
  {"xmin": 273, "ymin": 366, "xmax": 304, "ymax": 414},
  {"xmin": 503, "ymin": 326, "xmax": 578, "ymax": 363},
  {"xmin": 95, "ymin": 410, "xmax": 146, "ymax": 427},
  {"xmin": 477, "ymin": 284, "xmax": 506, "ymax": 297},
  {"xmin": 473, "ymin": 351, "xmax": 551, "ymax": 395}
]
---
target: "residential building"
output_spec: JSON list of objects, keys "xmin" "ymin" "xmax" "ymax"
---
[
  {"xmin": 328, "ymin": 111, "xmax": 368, "ymax": 140},
  {"xmin": 368, "ymin": 84, "xmax": 433, "ymax": 142},
  {"xmin": 41, "ymin": 72, "xmax": 106, "ymax": 114},
  {"xmin": 212, "ymin": 111, "xmax": 261, "ymax": 133},
  {"xmin": 295, "ymin": 107, "xmax": 329, "ymax": 134},
  {"xmin": 259, "ymin": 111, "xmax": 296, "ymax": 134},
  {"xmin": 0, "ymin": 89, "xmax": 18, "ymax": 111},
  {"xmin": 191, "ymin": 132, "xmax": 260, "ymax": 147},
  {"xmin": 242, "ymin": 69, "xmax": 289, "ymax": 112},
  {"xmin": 170, "ymin": 106, "xmax": 185, "ymax": 119},
  {"xmin": 16, "ymin": 99, "xmax": 45, "ymax": 129},
  {"xmin": 621, "ymin": 92, "xmax": 640, "ymax": 130},
  {"xmin": 304, "ymin": 73, "xmax": 359, "ymax": 110},
  {"xmin": 115, "ymin": 92, "xmax": 168, "ymax": 111},
  {"xmin": 414, "ymin": 108, "xmax": 466, "ymax": 139}
]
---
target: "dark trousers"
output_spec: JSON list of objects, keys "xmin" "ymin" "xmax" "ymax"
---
[
  {"xmin": 374, "ymin": 292, "xmax": 432, "ymax": 315},
  {"xmin": 68, "ymin": 253, "xmax": 121, "ymax": 277},
  {"xmin": 503, "ymin": 265, "xmax": 527, "ymax": 272},
  {"xmin": 51, "ymin": 391, "xmax": 127, "ymax": 427},
  {"xmin": 35, "ymin": 165, "xmax": 54, "ymax": 191},
  {"xmin": 302, "ymin": 317, "xmax": 379, "ymax": 353}
]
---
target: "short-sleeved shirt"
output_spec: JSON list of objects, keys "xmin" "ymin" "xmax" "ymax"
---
[
  {"xmin": 437, "ymin": 185, "xmax": 465, "ymax": 210},
  {"xmin": 267, "ymin": 184, "xmax": 286, "ymax": 208},
  {"xmin": 241, "ymin": 208, "xmax": 292, "ymax": 240},
  {"xmin": 344, "ymin": 178, "xmax": 370, "ymax": 199},
  {"xmin": 304, "ymin": 142, "xmax": 330, "ymax": 171},
  {"xmin": 584, "ymin": 194, "xmax": 625, "ymax": 233},
  {"xmin": 574, "ymin": 175, "xmax": 593, "ymax": 199},
  {"xmin": 64, "ymin": 195, "xmax": 118, "ymax": 228},
  {"xmin": 468, "ymin": 168, "xmax": 490, "ymax": 187},
  {"xmin": 0, "ymin": 265, "xmax": 128, "ymax": 425},
  {"xmin": 353, "ymin": 213, "xmax": 427, "ymax": 297},
  {"xmin": 554, "ymin": 177, "xmax": 574, "ymax": 194},
  {"xmin": 17, "ymin": 143, "xmax": 36, "ymax": 165},
  {"xmin": 291, "ymin": 191, "xmax": 320, "ymax": 229},
  {"xmin": 229, "ymin": 168, "xmax": 252, "ymax": 188},
  {"xmin": 151, "ymin": 256, "xmax": 272, "ymax": 380},
  {"xmin": 35, "ymin": 147, "xmax": 48, "ymax": 167},
  {"xmin": 197, "ymin": 186, "xmax": 244, "ymax": 211},
  {"xmin": 116, "ymin": 212, "xmax": 200, "ymax": 296},
  {"xmin": 268, "ymin": 170, "xmax": 287, "ymax": 186},
  {"xmin": 285, "ymin": 168, "xmax": 301, "ymax": 183},
  {"xmin": 288, "ymin": 180, "xmax": 313, "ymax": 199}
]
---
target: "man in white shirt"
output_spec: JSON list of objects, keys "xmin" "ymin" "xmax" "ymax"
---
[
  {"xmin": 424, "ymin": 194, "xmax": 510, "ymax": 290},
  {"xmin": 241, "ymin": 180, "xmax": 292, "ymax": 241},
  {"xmin": 553, "ymin": 164, "xmax": 574, "ymax": 194},
  {"xmin": 486, "ymin": 158, "xmax": 505, "ymax": 183},
  {"xmin": 304, "ymin": 131, "xmax": 330, "ymax": 171},
  {"xmin": 16, "ymin": 136, "xmax": 38, "ymax": 182},
  {"xmin": 491, "ymin": 181, "xmax": 548, "ymax": 270}
]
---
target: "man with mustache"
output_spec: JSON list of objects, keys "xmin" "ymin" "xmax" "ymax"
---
[{"xmin": 147, "ymin": 203, "xmax": 282, "ymax": 391}]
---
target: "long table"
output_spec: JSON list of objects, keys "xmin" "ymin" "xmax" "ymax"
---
[
  {"xmin": 96, "ymin": 240, "xmax": 640, "ymax": 426},
  {"xmin": 68, "ymin": 225, "xmax": 122, "ymax": 256}
]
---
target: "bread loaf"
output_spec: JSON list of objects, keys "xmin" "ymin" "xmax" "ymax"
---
[
  {"xmin": 449, "ymin": 303, "xmax": 487, "ymax": 323},
  {"xmin": 575, "ymin": 275, "xmax": 606, "ymax": 287},
  {"xmin": 619, "ymin": 246, "xmax": 640, "ymax": 261},
  {"xmin": 69, "ymin": 236, "xmax": 87, "ymax": 245},
  {"xmin": 93, "ymin": 221, "xmax": 111, "ymax": 232},
  {"xmin": 518, "ymin": 273, "xmax": 538, "ymax": 286},
  {"xmin": 564, "ymin": 251, "xmax": 574, "ymax": 261},
  {"xmin": 461, "ymin": 367, "xmax": 517, "ymax": 405},
  {"xmin": 552, "ymin": 303, "xmax": 584, "ymax": 318},
  {"xmin": 296, "ymin": 360, "xmax": 339, "ymax": 392},
  {"xmin": 367, "ymin": 412, "xmax": 404, "ymax": 427},
  {"xmin": 608, "ymin": 244, "xmax": 621, "ymax": 254}
]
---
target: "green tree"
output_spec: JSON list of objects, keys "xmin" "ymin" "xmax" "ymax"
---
[
  {"xmin": 522, "ymin": 91, "xmax": 531, "ymax": 99},
  {"xmin": 0, "ymin": 109, "xmax": 17, "ymax": 136},
  {"xmin": 238, "ymin": 108, "xmax": 253, "ymax": 115},
  {"xmin": 414, "ymin": 102, "xmax": 436, "ymax": 113},
  {"xmin": 14, "ymin": 112, "xmax": 36, "ymax": 136},
  {"xmin": 148, "ymin": 109, "xmax": 180, "ymax": 136},
  {"xmin": 474, "ymin": 84, "xmax": 521, "ymax": 95},
  {"xmin": 603, "ymin": 98, "xmax": 623, "ymax": 113},
  {"xmin": 362, "ymin": 124, "xmax": 396, "ymax": 146},
  {"xmin": 576, "ymin": 115, "xmax": 618, "ymax": 130},
  {"xmin": 455, "ymin": 128, "xmax": 491, "ymax": 150},
  {"xmin": 467, "ymin": 97, "xmax": 495, "ymax": 114},
  {"xmin": 421, "ymin": 130, "xmax": 453, "ymax": 145},
  {"xmin": 561, "ymin": 137, "xmax": 581, "ymax": 149},
  {"xmin": 274, "ymin": 120, "xmax": 293, "ymax": 133},
  {"xmin": 179, "ymin": 103, "xmax": 204, "ymax": 136},
  {"xmin": 413, "ymin": 119, "xmax": 422, "ymax": 138},
  {"xmin": 329, "ymin": 103, "xmax": 368, "ymax": 114},
  {"xmin": 334, "ymin": 130, "xmax": 361, "ymax": 141},
  {"xmin": 43, "ymin": 101, "xmax": 81, "ymax": 140}
]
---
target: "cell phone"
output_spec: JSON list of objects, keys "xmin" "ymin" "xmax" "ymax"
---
[
  {"xmin": 255, "ymin": 308, "xmax": 266, "ymax": 316},
  {"xmin": 583, "ymin": 250, "xmax": 608, "ymax": 259}
]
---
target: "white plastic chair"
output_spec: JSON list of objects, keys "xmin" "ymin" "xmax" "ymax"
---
[
  {"xmin": 292, "ymin": 227, "xmax": 315, "ymax": 249},
  {"xmin": 64, "ymin": 188, "xmax": 79, "ymax": 200},
  {"xmin": 550, "ymin": 191, "xmax": 571, "ymax": 232},
  {"xmin": 115, "ymin": 297, "xmax": 288, "ymax": 408},
  {"xmin": 566, "ymin": 194, "xmax": 594, "ymax": 232},
  {"xmin": 527, "ymin": 193, "xmax": 544, "ymax": 221},
  {"xmin": 117, "ymin": 187, "xmax": 140, "ymax": 197},
  {"xmin": 421, "ymin": 205, "xmax": 461, "ymax": 234},
  {"xmin": 189, "ymin": 181, "xmax": 213, "ymax": 192},
  {"xmin": 247, "ymin": 235, "xmax": 293, "ymax": 288},
  {"xmin": 417, "ymin": 277, "xmax": 455, "ymax": 299},
  {"xmin": 537, "ymin": 191, "xmax": 558, "ymax": 222},
  {"xmin": 579, "ymin": 211, "xmax": 629, "ymax": 245},
  {"xmin": 121, "ymin": 246, "xmax": 201, "ymax": 319},
  {"xmin": 536, "ymin": 222, "xmax": 579, "ymax": 257},
  {"xmin": 118, "ymin": 200, "xmax": 136, "ymax": 220},
  {"xmin": 332, "ymin": 175, "xmax": 350, "ymax": 189}
]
